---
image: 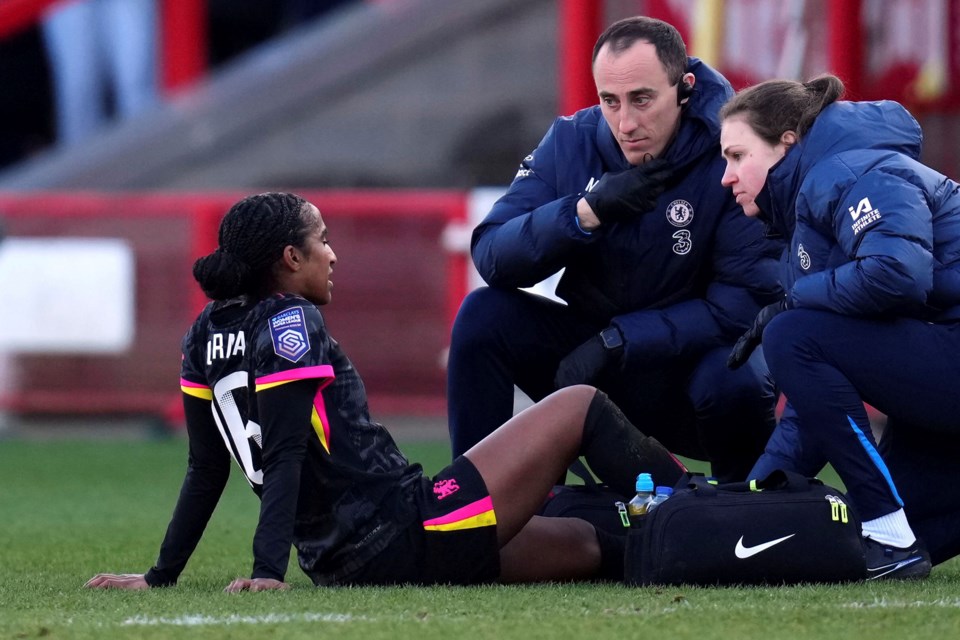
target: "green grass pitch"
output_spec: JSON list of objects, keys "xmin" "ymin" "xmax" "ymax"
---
[{"xmin": 1, "ymin": 435, "xmax": 958, "ymax": 640}]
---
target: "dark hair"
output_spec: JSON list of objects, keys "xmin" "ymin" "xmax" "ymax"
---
[
  {"xmin": 192, "ymin": 192, "xmax": 314, "ymax": 301},
  {"xmin": 719, "ymin": 74, "xmax": 845, "ymax": 144},
  {"xmin": 592, "ymin": 16, "xmax": 687, "ymax": 84}
]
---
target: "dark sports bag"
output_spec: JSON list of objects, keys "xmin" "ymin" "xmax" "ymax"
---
[
  {"xmin": 625, "ymin": 470, "xmax": 867, "ymax": 586},
  {"xmin": 539, "ymin": 483, "xmax": 631, "ymax": 535}
]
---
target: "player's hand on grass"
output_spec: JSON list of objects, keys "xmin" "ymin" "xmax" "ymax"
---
[
  {"xmin": 84, "ymin": 573, "xmax": 149, "ymax": 590},
  {"xmin": 224, "ymin": 577, "xmax": 290, "ymax": 593}
]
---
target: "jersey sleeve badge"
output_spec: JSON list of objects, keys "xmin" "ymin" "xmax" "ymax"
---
[{"xmin": 268, "ymin": 306, "xmax": 311, "ymax": 363}]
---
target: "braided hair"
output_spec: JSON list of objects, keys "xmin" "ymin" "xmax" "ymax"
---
[{"xmin": 193, "ymin": 192, "xmax": 313, "ymax": 301}]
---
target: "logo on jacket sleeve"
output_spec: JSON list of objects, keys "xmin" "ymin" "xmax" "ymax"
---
[
  {"xmin": 515, "ymin": 167, "xmax": 534, "ymax": 179},
  {"xmin": 849, "ymin": 196, "xmax": 881, "ymax": 235},
  {"xmin": 797, "ymin": 243, "xmax": 811, "ymax": 270},
  {"xmin": 269, "ymin": 307, "xmax": 310, "ymax": 363},
  {"xmin": 666, "ymin": 199, "xmax": 694, "ymax": 227},
  {"xmin": 514, "ymin": 153, "xmax": 536, "ymax": 179}
]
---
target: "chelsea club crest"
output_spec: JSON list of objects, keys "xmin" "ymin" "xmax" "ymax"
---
[{"xmin": 666, "ymin": 199, "xmax": 694, "ymax": 227}]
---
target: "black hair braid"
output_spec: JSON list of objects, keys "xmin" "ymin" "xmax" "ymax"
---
[
  {"xmin": 193, "ymin": 192, "xmax": 311, "ymax": 301},
  {"xmin": 192, "ymin": 249, "xmax": 251, "ymax": 300}
]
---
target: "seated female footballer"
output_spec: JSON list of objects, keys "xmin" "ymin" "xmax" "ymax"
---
[{"xmin": 85, "ymin": 192, "xmax": 684, "ymax": 590}]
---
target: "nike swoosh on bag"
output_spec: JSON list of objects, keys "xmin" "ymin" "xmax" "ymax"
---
[{"xmin": 734, "ymin": 534, "xmax": 796, "ymax": 559}]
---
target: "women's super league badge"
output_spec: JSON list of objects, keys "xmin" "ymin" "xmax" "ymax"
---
[{"xmin": 269, "ymin": 307, "xmax": 310, "ymax": 362}]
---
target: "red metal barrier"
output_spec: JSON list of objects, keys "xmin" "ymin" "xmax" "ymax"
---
[
  {"xmin": 558, "ymin": 0, "xmax": 601, "ymax": 116},
  {"xmin": 160, "ymin": 0, "xmax": 207, "ymax": 93},
  {"xmin": 0, "ymin": 0, "xmax": 60, "ymax": 39},
  {"xmin": 0, "ymin": 190, "xmax": 467, "ymax": 420},
  {"xmin": 827, "ymin": 0, "xmax": 863, "ymax": 99}
]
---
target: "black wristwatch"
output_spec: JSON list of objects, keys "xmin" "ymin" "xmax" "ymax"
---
[{"xmin": 599, "ymin": 326, "xmax": 624, "ymax": 351}]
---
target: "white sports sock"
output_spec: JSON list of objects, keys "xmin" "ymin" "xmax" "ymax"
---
[{"xmin": 862, "ymin": 509, "xmax": 916, "ymax": 548}]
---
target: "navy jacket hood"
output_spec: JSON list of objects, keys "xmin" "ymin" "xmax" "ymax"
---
[{"xmin": 755, "ymin": 100, "xmax": 923, "ymax": 238}]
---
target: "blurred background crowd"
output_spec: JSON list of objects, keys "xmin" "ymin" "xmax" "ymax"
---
[{"xmin": 0, "ymin": 0, "xmax": 958, "ymax": 432}]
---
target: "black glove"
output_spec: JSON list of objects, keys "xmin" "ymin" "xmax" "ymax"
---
[
  {"xmin": 555, "ymin": 327, "xmax": 624, "ymax": 388},
  {"xmin": 727, "ymin": 299, "xmax": 790, "ymax": 369},
  {"xmin": 582, "ymin": 158, "xmax": 673, "ymax": 224}
]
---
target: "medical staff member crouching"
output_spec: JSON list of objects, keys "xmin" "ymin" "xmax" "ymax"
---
[
  {"xmin": 720, "ymin": 74, "xmax": 960, "ymax": 579},
  {"xmin": 447, "ymin": 17, "xmax": 783, "ymax": 483}
]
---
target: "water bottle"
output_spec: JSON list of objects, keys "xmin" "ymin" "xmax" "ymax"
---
[
  {"xmin": 626, "ymin": 472, "xmax": 654, "ymax": 526},
  {"xmin": 647, "ymin": 486, "xmax": 673, "ymax": 512}
]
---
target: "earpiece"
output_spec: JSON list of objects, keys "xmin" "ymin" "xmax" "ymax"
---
[{"xmin": 677, "ymin": 81, "xmax": 694, "ymax": 106}]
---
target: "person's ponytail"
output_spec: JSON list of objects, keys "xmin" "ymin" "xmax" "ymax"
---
[
  {"xmin": 797, "ymin": 75, "xmax": 845, "ymax": 137},
  {"xmin": 192, "ymin": 248, "xmax": 252, "ymax": 301}
]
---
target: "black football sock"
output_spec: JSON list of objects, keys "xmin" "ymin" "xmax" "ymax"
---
[{"xmin": 580, "ymin": 389, "xmax": 687, "ymax": 496}]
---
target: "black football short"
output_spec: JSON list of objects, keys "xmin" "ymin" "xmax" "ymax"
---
[{"xmin": 343, "ymin": 455, "xmax": 500, "ymax": 585}]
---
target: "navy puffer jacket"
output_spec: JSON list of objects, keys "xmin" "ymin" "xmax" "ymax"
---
[
  {"xmin": 471, "ymin": 58, "xmax": 782, "ymax": 367},
  {"xmin": 752, "ymin": 100, "xmax": 960, "ymax": 480},
  {"xmin": 755, "ymin": 100, "xmax": 960, "ymax": 321}
]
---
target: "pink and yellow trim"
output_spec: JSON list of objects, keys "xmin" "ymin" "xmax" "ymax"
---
[
  {"xmin": 310, "ymin": 390, "xmax": 332, "ymax": 454},
  {"xmin": 423, "ymin": 496, "xmax": 497, "ymax": 532},
  {"xmin": 180, "ymin": 378, "xmax": 212, "ymax": 401},
  {"xmin": 254, "ymin": 365, "xmax": 335, "ymax": 392},
  {"xmin": 255, "ymin": 365, "xmax": 335, "ymax": 454}
]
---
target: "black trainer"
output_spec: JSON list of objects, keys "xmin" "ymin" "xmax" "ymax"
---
[{"xmin": 863, "ymin": 537, "xmax": 931, "ymax": 580}]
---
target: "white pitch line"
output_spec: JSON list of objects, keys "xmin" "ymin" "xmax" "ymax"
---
[
  {"xmin": 842, "ymin": 598, "xmax": 960, "ymax": 609},
  {"xmin": 122, "ymin": 612, "xmax": 363, "ymax": 626},
  {"xmin": 119, "ymin": 598, "xmax": 960, "ymax": 627}
]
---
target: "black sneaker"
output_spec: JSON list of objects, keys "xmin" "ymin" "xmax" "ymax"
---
[{"xmin": 863, "ymin": 537, "xmax": 931, "ymax": 580}]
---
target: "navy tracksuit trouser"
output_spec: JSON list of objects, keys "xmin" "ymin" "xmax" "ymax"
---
[
  {"xmin": 763, "ymin": 309, "xmax": 960, "ymax": 564},
  {"xmin": 446, "ymin": 287, "xmax": 778, "ymax": 483}
]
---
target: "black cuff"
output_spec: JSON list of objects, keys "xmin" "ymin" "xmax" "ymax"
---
[{"xmin": 144, "ymin": 567, "xmax": 176, "ymax": 588}]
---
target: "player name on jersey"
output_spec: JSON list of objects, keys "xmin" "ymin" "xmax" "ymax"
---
[{"xmin": 206, "ymin": 331, "xmax": 246, "ymax": 365}]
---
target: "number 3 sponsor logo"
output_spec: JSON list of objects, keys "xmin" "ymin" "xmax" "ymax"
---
[{"xmin": 672, "ymin": 229, "xmax": 692, "ymax": 255}]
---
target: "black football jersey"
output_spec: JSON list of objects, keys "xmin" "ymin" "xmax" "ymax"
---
[{"xmin": 157, "ymin": 293, "xmax": 423, "ymax": 584}]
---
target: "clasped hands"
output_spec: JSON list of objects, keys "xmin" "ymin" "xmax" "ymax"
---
[{"xmin": 557, "ymin": 297, "xmax": 791, "ymax": 383}]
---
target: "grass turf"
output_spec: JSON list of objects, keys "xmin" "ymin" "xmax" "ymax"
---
[{"xmin": 1, "ymin": 436, "xmax": 958, "ymax": 640}]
